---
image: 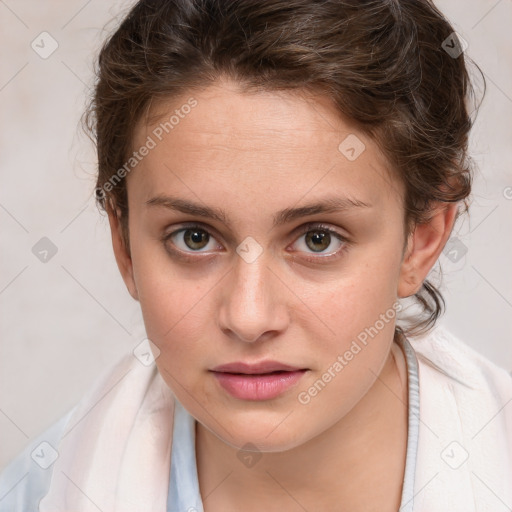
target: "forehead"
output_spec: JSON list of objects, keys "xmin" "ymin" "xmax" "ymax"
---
[{"xmin": 130, "ymin": 79, "xmax": 403, "ymax": 209}]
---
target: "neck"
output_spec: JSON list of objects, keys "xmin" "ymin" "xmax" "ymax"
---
[{"xmin": 196, "ymin": 341, "xmax": 409, "ymax": 512}]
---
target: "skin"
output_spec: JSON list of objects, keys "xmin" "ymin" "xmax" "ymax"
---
[{"xmin": 108, "ymin": 77, "xmax": 457, "ymax": 511}]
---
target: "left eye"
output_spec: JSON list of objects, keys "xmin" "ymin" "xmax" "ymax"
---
[{"xmin": 291, "ymin": 224, "xmax": 347, "ymax": 257}]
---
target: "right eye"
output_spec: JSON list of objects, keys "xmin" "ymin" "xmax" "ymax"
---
[{"xmin": 163, "ymin": 224, "xmax": 223, "ymax": 257}]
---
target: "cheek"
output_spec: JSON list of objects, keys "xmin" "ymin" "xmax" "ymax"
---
[
  {"xmin": 300, "ymin": 244, "xmax": 401, "ymax": 388},
  {"xmin": 294, "ymin": 284, "xmax": 398, "ymax": 428},
  {"xmin": 136, "ymin": 267, "xmax": 210, "ymax": 397},
  {"xmin": 129, "ymin": 235, "xmax": 209, "ymax": 358},
  {"xmin": 311, "ymin": 248, "xmax": 401, "ymax": 340}
]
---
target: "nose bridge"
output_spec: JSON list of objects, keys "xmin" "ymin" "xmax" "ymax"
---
[
  {"xmin": 235, "ymin": 256, "xmax": 269, "ymax": 307},
  {"xmin": 219, "ymin": 247, "xmax": 287, "ymax": 343}
]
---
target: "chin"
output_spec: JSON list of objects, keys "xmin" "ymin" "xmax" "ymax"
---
[{"xmin": 207, "ymin": 414, "xmax": 311, "ymax": 453}]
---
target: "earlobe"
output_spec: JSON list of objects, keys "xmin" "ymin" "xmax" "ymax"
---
[
  {"xmin": 107, "ymin": 206, "xmax": 139, "ymax": 301},
  {"xmin": 397, "ymin": 202, "xmax": 458, "ymax": 298}
]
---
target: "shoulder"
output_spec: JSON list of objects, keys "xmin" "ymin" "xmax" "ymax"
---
[
  {"xmin": 408, "ymin": 326, "xmax": 512, "ymax": 508},
  {"xmin": 410, "ymin": 324, "xmax": 512, "ymax": 460},
  {"xmin": 0, "ymin": 406, "xmax": 76, "ymax": 512},
  {"xmin": 0, "ymin": 349, "xmax": 175, "ymax": 511},
  {"xmin": 0, "ymin": 348, "xmax": 154, "ymax": 512},
  {"xmin": 410, "ymin": 324, "xmax": 512, "ymax": 398}
]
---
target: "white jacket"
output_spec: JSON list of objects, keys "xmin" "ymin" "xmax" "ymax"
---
[{"xmin": 0, "ymin": 325, "xmax": 511, "ymax": 511}]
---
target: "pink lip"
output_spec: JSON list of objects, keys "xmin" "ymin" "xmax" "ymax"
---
[{"xmin": 210, "ymin": 361, "xmax": 307, "ymax": 401}]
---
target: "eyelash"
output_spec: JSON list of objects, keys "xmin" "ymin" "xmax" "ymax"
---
[{"xmin": 161, "ymin": 222, "xmax": 350, "ymax": 263}]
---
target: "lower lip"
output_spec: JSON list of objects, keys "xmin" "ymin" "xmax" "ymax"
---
[{"xmin": 211, "ymin": 370, "xmax": 307, "ymax": 401}]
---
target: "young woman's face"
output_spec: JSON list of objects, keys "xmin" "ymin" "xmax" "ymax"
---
[{"xmin": 122, "ymin": 78, "xmax": 410, "ymax": 451}]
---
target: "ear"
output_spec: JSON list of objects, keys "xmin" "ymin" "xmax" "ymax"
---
[
  {"xmin": 107, "ymin": 205, "xmax": 139, "ymax": 301},
  {"xmin": 398, "ymin": 202, "xmax": 458, "ymax": 298}
]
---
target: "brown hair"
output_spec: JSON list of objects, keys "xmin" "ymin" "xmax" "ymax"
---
[{"xmin": 83, "ymin": 0, "xmax": 485, "ymax": 338}]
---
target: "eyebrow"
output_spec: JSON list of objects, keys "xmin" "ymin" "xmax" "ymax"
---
[{"xmin": 145, "ymin": 194, "xmax": 372, "ymax": 229}]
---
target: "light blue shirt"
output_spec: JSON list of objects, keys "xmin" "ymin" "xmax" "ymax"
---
[{"xmin": 0, "ymin": 334, "xmax": 420, "ymax": 511}]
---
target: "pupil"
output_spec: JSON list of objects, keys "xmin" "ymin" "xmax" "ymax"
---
[
  {"xmin": 307, "ymin": 231, "xmax": 330, "ymax": 252},
  {"xmin": 185, "ymin": 229, "xmax": 208, "ymax": 249}
]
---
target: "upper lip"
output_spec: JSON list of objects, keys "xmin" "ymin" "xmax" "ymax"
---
[{"xmin": 210, "ymin": 361, "xmax": 305, "ymax": 374}]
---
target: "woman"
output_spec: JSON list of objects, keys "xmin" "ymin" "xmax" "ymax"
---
[{"xmin": 1, "ymin": 0, "xmax": 510, "ymax": 510}]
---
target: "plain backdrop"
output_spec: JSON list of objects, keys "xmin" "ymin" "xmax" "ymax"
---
[{"xmin": 1, "ymin": 0, "xmax": 511, "ymax": 471}]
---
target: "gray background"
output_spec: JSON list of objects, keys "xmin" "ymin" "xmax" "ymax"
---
[{"xmin": 1, "ymin": 0, "xmax": 511, "ymax": 471}]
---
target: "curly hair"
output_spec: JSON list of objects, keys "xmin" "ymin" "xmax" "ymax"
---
[{"xmin": 83, "ymin": 0, "xmax": 485, "ymax": 339}]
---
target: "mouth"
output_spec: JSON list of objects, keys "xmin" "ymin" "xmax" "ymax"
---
[{"xmin": 209, "ymin": 362, "xmax": 308, "ymax": 401}]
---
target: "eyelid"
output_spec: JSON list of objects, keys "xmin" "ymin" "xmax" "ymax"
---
[{"xmin": 291, "ymin": 222, "xmax": 348, "ymax": 240}]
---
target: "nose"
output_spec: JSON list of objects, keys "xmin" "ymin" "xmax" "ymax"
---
[{"xmin": 217, "ymin": 252, "xmax": 289, "ymax": 344}]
